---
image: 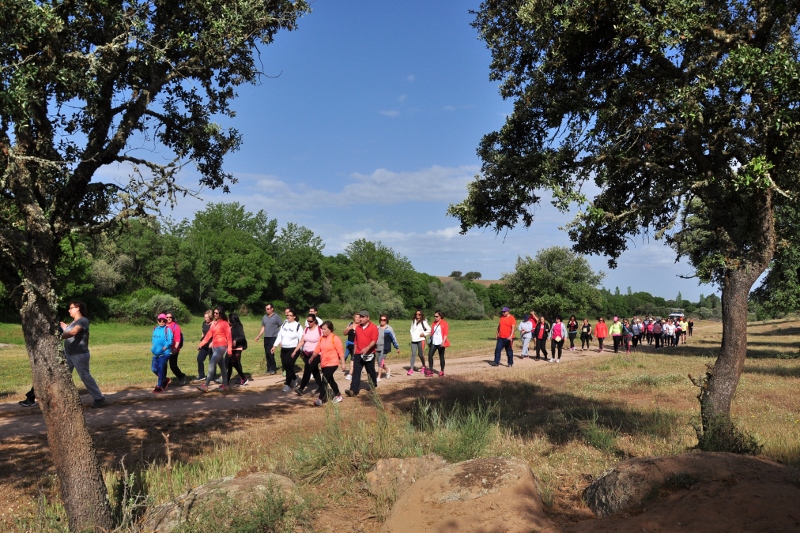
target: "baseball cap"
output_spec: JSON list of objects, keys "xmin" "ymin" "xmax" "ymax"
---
[
  {"xmin": 359, "ymin": 310, "xmax": 370, "ymax": 317},
  {"xmin": 502, "ymin": 307, "xmax": 510, "ymax": 312},
  {"xmin": 157, "ymin": 313, "xmax": 167, "ymax": 320}
]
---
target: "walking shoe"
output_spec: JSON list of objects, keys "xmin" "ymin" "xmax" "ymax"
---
[
  {"xmin": 424, "ymin": 369, "xmax": 432, "ymax": 377},
  {"xmin": 240, "ymin": 377, "xmax": 249, "ymax": 386},
  {"xmin": 290, "ymin": 378, "xmax": 300, "ymax": 388},
  {"xmin": 218, "ymin": 385, "xmax": 229, "ymax": 392},
  {"xmin": 345, "ymin": 374, "xmax": 352, "ymax": 380},
  {"xmin": 314, "ymin": 398, "xmax": 323, "ymax": 406},
  {"xmin": 194, "ymin": 375, "xmax": 205, "ymax": 382},
  {"xmin": 376, "ymin": 377, "xmax": 381, "ymax": 383},
  {"xmin": 267, "ymin": 370, "xmax": 276, "ymax": 375},
  {"xmin": 214, "ymin": 377, "xmax": 222, "ymax": 384},
  {"xmin": 550, "ymin": 358, "xmax": 556, "ymax": 363},
  {"xmin": 282, "ymin": 385, "xmax": 291, "ymax": 392},
  {"xmin": 489, "ymin": 362, "xmax": 499, "ymax": 367},
  {"xmin": 556, "ymin": 359, "xmax": 561, "ymax": 363},
  {"xmin": 295, "ymin": 387, "xmax": 306, "ymax": 396},
  {"xmin": 91, "ymin": 398, "xmax": 107, "ymax": 409},
  {"xmin": 18, "ymin": 399, "xmax": 36, "ymax": 407},
  {"xmin": 407, "ymin": 369, "xmax": 414, "ymax": 375},
  {"xmin": 333, "ymin": 395, "xmax": 343, "ymax": 403},
  {"xmin": 345, "ymin": 389, "xmax": 356, "ymax": 397},
  {"xmin": 152, "ymin": 386, "xmax": 163, "ymax": 393},
  {"xmin": 386, "ymin": 372, "xmax": 392, "ymax": 379},
  {"xmin": 439, "ymin": 371, "xmax": 445, "ymax": 377},
  {"xmin": 196, "ymin": 384, "xmax": 208, "ymax": 393},
  {"xmin": 163, "ymin": 377, "xmax": 171, "ymax": 391}
]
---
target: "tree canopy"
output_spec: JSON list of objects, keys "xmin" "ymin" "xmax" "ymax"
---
[
  {"xmin": 449, "ymin": 0, "xmax": 800, "ymax": 432},
  {"xmin": 503, "ymin": 247, "xmax": 604, "ymax": 319},
  {"xmin": 0, "ymin": 0, "xmax": 309, "ymax": 529}
]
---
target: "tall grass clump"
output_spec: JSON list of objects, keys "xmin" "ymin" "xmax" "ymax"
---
[
  {"xmin": 576, "ymin": 407, "xmax": 618, "ymax": 454},
  {"xmin": 411, "ymin": 398, "xmax": 499, "ymax": 462},
  {"xmin": 284, "ymin": 397, "xmax": 420, "ymax": 483},
  {"xmin": 172, "ymin": 489, "xmax": 308, "ymax": 533},
  {"xmin": 13, "ymin": 495, "xmax": 68, "ymax": 533},
  {"xmin": 693, "ymin": 414, "xmax": 763, "ymax": 455}
]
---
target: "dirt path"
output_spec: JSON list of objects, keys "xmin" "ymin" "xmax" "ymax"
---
[{"xmin": 0, "ymin": 347, "xmax": 604, "ymax": 440}]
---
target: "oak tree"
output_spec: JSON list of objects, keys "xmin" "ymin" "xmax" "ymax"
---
[
  {"xmin": 0, "ymin": 0, "xmax": 308, "ymax": 529},
  {"xmin": 450, "ymin": 0, "xmax": 800, "ymax": 431}
]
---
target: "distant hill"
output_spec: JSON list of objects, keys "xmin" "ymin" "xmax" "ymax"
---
[{"xmin": 437, "ymin": 277, "xmax": 501, "ymax": 287}]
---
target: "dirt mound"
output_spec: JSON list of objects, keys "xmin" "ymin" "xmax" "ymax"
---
[
  {"xmin": 381, "ymin": 456, "xmax": 556, "ymax": 533},
  {"xmin": 569, "ymin": 452, "xmax": 800, "ymax": 532}
]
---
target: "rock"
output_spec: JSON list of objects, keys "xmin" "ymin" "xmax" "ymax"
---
[
  {"xmin": 139, "ymin": 472, "xmax": 300, "ymax": 532},
  {"xmin": 381, "ymin": 456, "xmax": 556, "ymax": 533},
  {"xmin": 365, "ymin": 454, "xmax": 448, "ymax": 498},
  {"xmin": 583, "ymin": 451, "xmax": 800, "ymax": 518}
]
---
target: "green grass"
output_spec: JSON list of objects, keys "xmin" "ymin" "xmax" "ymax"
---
[{"xmin": 0, "ymin": 317, "xmax": 503, "ymax": 396}]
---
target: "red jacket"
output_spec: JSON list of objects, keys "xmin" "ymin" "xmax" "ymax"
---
[
  {"xmin": 200, "ymin": 319, "xmax": 232, "ymax": 355},
  {"xmin": 431, "ymin": 319, "xmax": 451, "ymax": 348}
]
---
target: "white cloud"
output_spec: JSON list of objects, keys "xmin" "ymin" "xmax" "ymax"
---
[
  {"xmin": 380, "ymin": 110, "xmax": 400, "ymax": 117},
  {"xmin": 399, "ymin": 94, "xmax": 408, "ymax": 102}
]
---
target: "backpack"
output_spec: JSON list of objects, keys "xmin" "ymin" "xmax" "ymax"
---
[{"xmin": 178, "ymin": 330, "xmax": 184, "ymax": 349}]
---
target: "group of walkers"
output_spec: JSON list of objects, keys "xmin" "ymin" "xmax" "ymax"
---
[
  {"xmin": 18, "ymin": 299, "xmax": 696, "ymax": 409},
  {"xmin": 494, "ymin": 310, "xmax": 695, "ymax": 366}
]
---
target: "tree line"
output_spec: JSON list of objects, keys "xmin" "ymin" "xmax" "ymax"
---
[{"xmin": 0, "ymin": 202, "xmax": 733, "ymax": 324}]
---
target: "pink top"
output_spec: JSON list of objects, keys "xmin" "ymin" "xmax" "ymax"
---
[{"xmin": 301, "ymin": 325, "xmax": 322, "ymax": 353}]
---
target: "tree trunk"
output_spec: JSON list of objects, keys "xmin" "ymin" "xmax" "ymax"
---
[
  {"xmin": 21, "ymin": 263, "xmax": 114, "ymax": 532},
  {"xmin": 702, "ymin": 188, "xmax": 775, "ymax": 428},
  {"xmin": 702, "ymin": 267, "xmax": 761, "ymax": 423}
]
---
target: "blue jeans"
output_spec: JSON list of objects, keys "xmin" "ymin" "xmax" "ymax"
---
[
  {"xmin": 151, "ymin": 354, "xmax": 170, "ymax": 388},
  {"xmin": 494, "ymin": 338, "xmax": 513, "ymax": 366}
]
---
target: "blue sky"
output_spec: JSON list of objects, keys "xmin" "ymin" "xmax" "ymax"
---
[{"xmin": 149, "ymin": 0, "xmax": 718, "ymax": 302}]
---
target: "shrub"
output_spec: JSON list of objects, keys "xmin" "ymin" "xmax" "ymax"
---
[
  {"xmin": 105, "ymin": 290, "xmax": 191, "ymax": 324},
  {"xmin": 428, "ymin": 281, "xmax": 485, "ymax": 320},
  {"xmin": 340, "ymin": 280, "xmax": 406, "ymax": 319},
  {"xmin": 694, "ymin": 414, "xmax": 762, "ymax": 455}
]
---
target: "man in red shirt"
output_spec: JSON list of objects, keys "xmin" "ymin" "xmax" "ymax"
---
[
  {"xmin": 492, "ymin": 307, "xmax": 516, "ymax": 367},
  {"xmin": 346, "ymin": 310, "xmax": 379, "ymax": 396}
]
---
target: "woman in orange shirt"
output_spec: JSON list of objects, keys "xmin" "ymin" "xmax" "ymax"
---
[
  {"xmin": 196, "ymin": 307, "xmax": 233, "ymax": 392},
  {"xmin": 311, "ymin": 320, "xmax": 346, "ymax": 405},
  {"xmin": 593, "ymin": 317, "xmax": 608, "ymax": 353}
]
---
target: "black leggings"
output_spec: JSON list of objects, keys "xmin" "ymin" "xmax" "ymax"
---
[
  {"xmin": 427, "ymin": 344, "xmax": 446, "ymax": 372},
  {"xmin": 320, "ymin": 365, "xmax": 341, "ymax": 400},
  {"xmin": 226, "ymin": 351, "xmax": 246, "ymax": 382},
  {"xmin": 580, "ymin": 333, "xmax": 590, "ymax": 349},
  {"xmin": 169, "ymin": 348, "xmax": 186, "ymax": 380},
  {"xmin": 550, "ymin": 339, "xmax": 564, "ymax": 360},
  {"xmin": 535, "ymin": 337, "xmax": 548, "ymax": 358},
  {"xmin": 280, "ymin": 347, "xmax": 299, "ymax": 385},
  {"xmin": 298, "ymin": 353, "xmax": 322, "ymax": 391},
  {"xmin": 197, "ymin": 346, "xmax": 211, "ymax": 378},
  {"xmin": 612, "ymin": 336, "xmax": 622, "ymax": 353}
]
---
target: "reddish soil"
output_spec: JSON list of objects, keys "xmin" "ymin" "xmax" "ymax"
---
[{"xmin": 1, "ymin": 341, "xmax": 797, "ymax": 532}]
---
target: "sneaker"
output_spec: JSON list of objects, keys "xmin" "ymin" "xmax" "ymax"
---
[
  {"xmin": 196, "ymin": 384, "xmax": 208, "ymax": 393},
  {"xmin": 218, "ymin": 385, "xmax": 229, "ymax": 392},
  {"xmin": 333, "ymin": 395, "xmax": 343, "ymax": 403},
  {"xmin": 550, "ymin": 359, "xmax": 556, "ymax": 363},
  {"xmin": 153, "ymin": 386, "xmax": 163, "ymax": 394},
  {"xmin": 240, "ymin": 377, "xmax": 249, "ymax": 386},
  {"xmin": 314, "ymin": 398, "xmax": 323, "ymax": 406},
  {"xmin": 295, "ymin": 387, "xmax": 306, "ymax": 396},
  {"xmin": 18, "ymin": 399, "xmax": 36, "ymax": 407},
  {"xmin": 290, "ymin": 378, "xmax": 300, "ymax": 388},
  {"xmin": 194, "ymin": 375, "xmax": 205, "ymax": 382},
  {"xmin": 163, "ymin": 377, "xmax": 171, "ymax": 391},
  {"xmin": 424, "ymin": 369, "xmax": 432, "ymax": 377},
  {"xmin": 214, "ymin": 377, "xmax": 222, "ymax": 384},
  {"xmin": 439, "ymin": 371, "xmax": 445, "ymax": 377},
  {"xmin": 407, "ymin": 369, "xmax": 414, "ymax": 376},
  {"xmin": 267, "ymin": 370, "xmax": 276, "ymax": 375},
  {"xmin": 556, "ymin": 359, "xmax": 561, "ymax": 363},
  {"xmin": 91, "ymin": 398, "xmax": 107, "ymax": 409},
  {"xmin": 376, "ymin": 377, "xmax": 381, "ymax": 383},
  {"xmin": 489, "ymin": 362, "xmax": 499, "ymax": 367},
  {"xmin": 386, "ymin": 372, "xmax": 392, "ymax": 379},
  {"xmin": 282, "ymin": 385, "xmax": 291, "ymax": 392},
  {"xmin": 345, "ymin": 389, "xmax": 356, "ymax": 397},
  {"xmin": 345, "ymin": 374, "xmax": 352, "ymax": 380}
]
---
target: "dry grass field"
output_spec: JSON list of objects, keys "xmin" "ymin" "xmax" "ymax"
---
[{"xmin": 0, "ymin": 317, "xmax": 798, "ymax": 532}]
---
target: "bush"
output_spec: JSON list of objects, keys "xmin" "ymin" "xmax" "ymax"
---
[
  {"xmin": 339, "ymin": 280, "xmax": 406, "ymax": 319},
  {"xmin": 429, "ymin": 281, "xmax": 485, "ymax": 320},
  {"xmin": 105, "ymin": 290, "xmax": 191, "ymax": 324},
  {"xmin": 694, "ymin": 414, "xmax": 762, "ymax": 455}
]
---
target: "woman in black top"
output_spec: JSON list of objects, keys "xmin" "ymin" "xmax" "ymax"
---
[{"xmin": 227, "ymin": 313, "xmax": 249, "ymax": 386}]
